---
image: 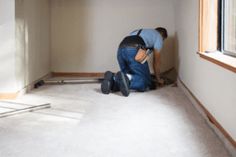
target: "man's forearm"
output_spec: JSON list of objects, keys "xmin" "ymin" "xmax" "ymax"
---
[{"xmin": 153, "ymin": 51, "xmax": 161, "ymax": 80}]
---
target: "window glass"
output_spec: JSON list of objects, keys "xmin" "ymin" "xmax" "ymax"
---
[{"xmin": 223, "ymin": 0, "xmax": 236, "ymax": 56}]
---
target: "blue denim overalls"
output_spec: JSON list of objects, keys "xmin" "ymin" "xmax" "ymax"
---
[{"xmin": 117, "ymin": 47, "xmax": 153, "ymax": 92}]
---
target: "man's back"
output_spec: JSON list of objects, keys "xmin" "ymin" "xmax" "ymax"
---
[{"xmin": 130, "ymin": 29, "xmax": 163, "ymax": 51}]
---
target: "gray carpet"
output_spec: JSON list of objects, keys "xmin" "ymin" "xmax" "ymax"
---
[{"xmin": 0, "ymin": 84, "xmax": 231, "ymax": 157}]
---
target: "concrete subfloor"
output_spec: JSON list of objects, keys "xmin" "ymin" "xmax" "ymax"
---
[{"xmin": 0, "ymin": 84, "xmax": 231, "ymax": 157}]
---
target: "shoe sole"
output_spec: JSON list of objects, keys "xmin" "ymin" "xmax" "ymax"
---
[
  {"xmin": 101, "ymin": 71, "xmax": 114, "ymax": 94},
  {"xmin": 101, "ymin": 80, "xmax": 111, "ymax": 94},
  {"xmin": 117, "ymin": 72, "xmax": 129, "ymax": 97},
  {"xmin": 104, "ymin": 71, "xmax": 114, "ymax": 80}
]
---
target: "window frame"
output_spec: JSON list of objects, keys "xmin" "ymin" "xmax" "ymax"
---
[
  {"xmin": 218, "ymin": 0, "xmax": 223, "ymax": 51},
  {"xmin": 198, "ymin": 0, "xmax": 236, "ymax": 73}
]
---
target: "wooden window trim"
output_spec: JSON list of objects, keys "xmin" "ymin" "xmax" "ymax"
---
[
  {"xmin": 198, "ymin": 51, "xmax": 236, "ymax": 73},
  {"xmin": 198, "ymin": 0, "xmax": 236, "ymax": 73},
  {"xmin": 199, "ymin": 0, "xmax": 218, "ymax": 52}
]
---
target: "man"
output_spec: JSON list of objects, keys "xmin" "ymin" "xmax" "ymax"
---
[{"xmin": 101, "ymin": 27, "xmax": 168, "ymax": 97}]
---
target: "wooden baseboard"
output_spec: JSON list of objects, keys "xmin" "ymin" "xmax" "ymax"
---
[
  {"xmin": 0, "ymin": 93, "xmax": 18, "ymax": 100},
  {"xmin": 0, "ymin": 73, "xmax": 52, "ymax": 100},
  {"xmin": 52, "ymin": 72, "xmax": 104, "ymax": 78},
  {"xmin": 178, "ymin": 78, "xmax": 236, "ymax": 149},
  {"xmin": 52, "ymin": 68, "xmax": 176, "ymax": 79}
]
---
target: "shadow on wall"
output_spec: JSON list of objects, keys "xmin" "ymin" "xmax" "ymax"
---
[
  {"xmin": 146, "ymin": 35, "xmax": 176, "ymax": 73},
  {"xmin": 15, "ymin": 0, "xmax": 26, "ymax": 91},
  {"xmin": 174, "ymin": 32, "xmax": 180, "ymax": 74},
  {"xmin": 157, "ymin": 35, "xmax": 178, "ymax": 83},
  {"xmin": 15, "ymin": 0, "xmax": 51, "ymax": 91},
  {"xmin": 161, "ymin": 36, "xmax": 176, "ymax": 73}
]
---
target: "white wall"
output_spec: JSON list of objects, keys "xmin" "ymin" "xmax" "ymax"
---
[
  {"xmin": 0, "ymin": 0, "xmax": 50, "ymax": 93},
  {"xmin": 15, "ymin": 0, "xmax": 51, "ymax": 90},
  {"xmin": 50, "ymin": 0, "xmax": 176, "ymax": 73},
  {"xmin": 0, "ymin": 0, "xmax": 17, "ymax": 93},
  {"xmin": 175, "ymin": 0, "xmax": 236, "ymax": 141}
]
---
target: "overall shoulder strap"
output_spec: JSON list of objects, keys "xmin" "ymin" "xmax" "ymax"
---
[{"xmin": 137, "ymin": 29, "xmax": 143, "ymax": 36}]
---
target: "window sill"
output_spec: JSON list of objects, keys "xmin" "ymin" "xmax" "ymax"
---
[{"xmin": 198, "ymin": 51, "xmax": 236, "ymax": 73}]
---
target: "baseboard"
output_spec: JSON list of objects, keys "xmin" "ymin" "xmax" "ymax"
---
[
  {"xmin": 51, "ymin": 69, "xmax": 176, "ymax": 79},
  {"xmin": 0, "ymin": 72, "xmax": 101, "ymax": 100},
  {"xmin": 177, "ymin": 78, "xmax": 236, "ymax": 156},
  {"xmin": 52, "ymin": 72, "xmax": 104, "ymax": 78},
  {"xmin": 0, "ymin": 93, "xmax": 19, "ymax": 100},
  {"xmin": 23, "ymin": 73, "xmax": 52, "ymax": 92},
  {"xmin": 0, "ymin": 73, "xmax": 52, "ymax": 100}
]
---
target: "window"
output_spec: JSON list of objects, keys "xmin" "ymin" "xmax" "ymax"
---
[
  {"xmin": 199, "ymin": 0, "xmax": 236, "ymax": 73},
  {"xmin": 222, "ymin": 0, "xmax": 236, "ymax": 57}
]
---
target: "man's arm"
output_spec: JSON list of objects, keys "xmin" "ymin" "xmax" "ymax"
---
[{"xmin": 153, "ymin": 50, "xmax": 164, "ymax": 84}]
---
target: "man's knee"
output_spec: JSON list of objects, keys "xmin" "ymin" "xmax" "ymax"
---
[{"xmin": 130, "ymin": 77, "xmax": 147, "ymax": 92}]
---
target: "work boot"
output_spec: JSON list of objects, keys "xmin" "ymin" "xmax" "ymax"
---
[
  {"xmin": 101, "ymin": 71, "xmax": 115, "ymax": 94},
  {"xmin": 115, "ymin": 71, "xmax": 130, "ymax": 97}
]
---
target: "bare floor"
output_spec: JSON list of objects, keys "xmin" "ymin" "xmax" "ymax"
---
[{"xmin": 0, "ymin": 84, "xmax": 231, "ymax": 157}]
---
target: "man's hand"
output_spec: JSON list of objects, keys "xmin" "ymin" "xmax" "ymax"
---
[
  {"xmin": 157, "ymin": 78, "xmax": 165, "ymax": 85},
  {"xmin": 155, "ymin": 75, "xmax": 165, "ymax": 86}
]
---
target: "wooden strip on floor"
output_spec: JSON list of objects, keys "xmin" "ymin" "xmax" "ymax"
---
[{"xmin": 0, "ymin": 102, "xmax": 51, "ymax": 118}]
